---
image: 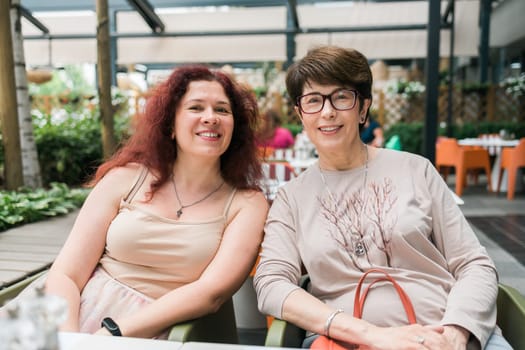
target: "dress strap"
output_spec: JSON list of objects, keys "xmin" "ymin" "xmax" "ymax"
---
[
  {"xmin": 222, "ymin": 188, "xmax": 237, "ymax": 218},
  {"xmin": 123, "ymin": 166, "xmax": 148, "ymax": 203}
]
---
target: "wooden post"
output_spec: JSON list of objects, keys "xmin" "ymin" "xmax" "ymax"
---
[
  {"xmin": 11, "ymin": 0, "xmax": 42, "ymax": 188},
  {"xmin": 96, "ymin": 0, "xmax": 116, "ymax": 159},
  {"xmin": 0, "ymin": 0, "xmax": 23, "ymax": 190}
]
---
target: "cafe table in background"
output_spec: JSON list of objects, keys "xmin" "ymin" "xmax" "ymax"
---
[{"xmin": 458, "ymin": 137, "xmax": 521, "ymax": 192}]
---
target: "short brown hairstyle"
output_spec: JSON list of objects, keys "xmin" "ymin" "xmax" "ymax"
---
[{"xmin": 286, "ymin": 45, "xmax": 373, "ymax": 122}]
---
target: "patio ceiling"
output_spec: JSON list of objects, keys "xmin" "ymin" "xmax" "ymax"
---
[{"xmin": 17, "ymin": 0, "xmax": 467, "ymax": 67}]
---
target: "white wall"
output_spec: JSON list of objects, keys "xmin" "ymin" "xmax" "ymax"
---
[{"xmin": 490, "ymin": 0, "xmax": 525, "ymax": 47}]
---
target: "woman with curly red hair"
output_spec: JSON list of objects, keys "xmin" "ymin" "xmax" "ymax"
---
[{"xmin": 5, "ymin": 65, "xmax": 268, "ymax": 339}]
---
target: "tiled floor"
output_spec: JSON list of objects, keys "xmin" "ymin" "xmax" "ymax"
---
[{"xmin": 468, "ymin": 215, "xmax": 525, "ymax": 265}]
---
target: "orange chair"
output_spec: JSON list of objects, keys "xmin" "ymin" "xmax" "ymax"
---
[
  {"xmin": 497, "ymin": 138, "xmax": 525, "ymax": 200},
  {"xmin": 435, "ymin": 138, "xmax": 493, "ymax": 196},
  {"xmin": 258, "ymin": 146, "xmax": 275, "ymax": 160}
]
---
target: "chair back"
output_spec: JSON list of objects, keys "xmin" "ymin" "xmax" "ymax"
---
[
  {"xmin": 498, "ymin": 138, "xmax": 525, "ymax": 200},
  {"xmin": 435, "ymin": 138, "xmax": 460, "ymax": 167},
  {"xmin": 258, "ymin": 146, "xmax": 275, "ymax": 160},
  {"xmin": 385, "ymin": 135, "xmax": 402, "ymax": 150},
  {"xmin": 496, "ymin": 284, "xmax": 525, "ymax": 349},
  {"xmin": 168, "ymin": 297, "xmax": 238, "ymax": 344},
  {"xmin": 263, "ymin": 162, "xmax": 297, "ymax": 182},
  {"xmin": 511, "ymin": 138, "xmax": 525, "ymax": 167},
  {"xmin": 272, "ymin": 148, "xmax": 296, "ymax": 161}
]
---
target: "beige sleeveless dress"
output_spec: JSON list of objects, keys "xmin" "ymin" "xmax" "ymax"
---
[{"xmin": 5, "ymin": 167, "xmax": 237, "ymax": 338}]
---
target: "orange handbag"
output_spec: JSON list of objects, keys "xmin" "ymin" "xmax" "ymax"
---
[{"xmin": 310, "ymin": 268, "xmax": 417, "ymax": 350}]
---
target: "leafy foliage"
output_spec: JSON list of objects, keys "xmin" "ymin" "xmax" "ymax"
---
[
  {"xmin": 384, "ymin": 121, "xmax": 525, "ymax": 155},
  {"xmin": 501, "ymin": 73, "xmax": 525, "ymax": 98},
  {"xmin": 0, "ymin": 182, "xmax": 90, "ymax": 232},
  {"xmin": 385, "ymin": 79, "xmax": 426, "ymax": 99},
  {"xmin": 384, "ymin": 122, "xmax": 424, "ymax": 154},
  {"xmin": 33, "ymin": 109, "xmax": 103, "ymax": 186}
]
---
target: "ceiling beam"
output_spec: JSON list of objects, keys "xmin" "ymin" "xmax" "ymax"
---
[
  {"xmin": 126, "ymin": 0, "xmax": 165, "ymax": 33},
  {"xmin": 286, "ymin": 0, "xmax": 299, "ymax": 30},
  {"xmin": 442, "ymin": 0, "xmax": 454, "ymax": 24},
  {"xmin": 24, "ymin": 23, "xmax": 447, "ymax": 40},
  {"xmin": 17, "ymin": 5, "xmax": 50, "ymax": 35}
]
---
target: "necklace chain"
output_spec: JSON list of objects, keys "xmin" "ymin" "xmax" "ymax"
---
[
  {"xmin": 172, "ymin": 176, "xmax": 224, "ymax": 218},
  {"xmin": 319, "ymin": 144, "xmax": 369, "ymax": 256}
]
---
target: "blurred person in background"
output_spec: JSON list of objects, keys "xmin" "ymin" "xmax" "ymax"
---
[
  {"xmin": 257, "ymin": 109, "xmax": 295, "ymax": 150},
  {"xmin": 360, "ymin": 116, "xmax": 384, "ymax": 147}
]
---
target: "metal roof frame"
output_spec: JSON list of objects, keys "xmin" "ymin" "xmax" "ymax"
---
[{"xmin": 16, "ymin": 0, "xmax": 486, "ymax": 163}]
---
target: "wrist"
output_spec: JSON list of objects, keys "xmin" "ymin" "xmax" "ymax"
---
[
  {"xmin": 444, "ymin": 324, "xmax": 470, "ymax": 344},
  {"xmin": 324, "ymin": 309, "xmax": 344, "ymax": 337}
]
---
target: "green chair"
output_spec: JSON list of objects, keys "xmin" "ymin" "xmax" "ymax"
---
[
  {"xmin": 496, "ymin": 284, "xmax": 525, "ymax": 350},
  {"xmin": 1, "ymin": 271, "xmax": 238, "ymax": 345},
  {"xmin": 265, "ymin": 284, "xmax": 525, "ymax": 349},
  {"xmin": 384, "ymin": 135, "xmax": 402, "ymax": 150},
  {"xmin": 168, "ymin": 297, "xmax": 239, "ymax": 344},
  {"xmin": 0, "ymin": 270, "xmax": 48, "ymax": 307}
]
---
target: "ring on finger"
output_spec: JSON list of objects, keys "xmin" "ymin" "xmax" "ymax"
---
[{"xmin": 415, "ymin": 336, "xmax": 425, "ymax": 345}]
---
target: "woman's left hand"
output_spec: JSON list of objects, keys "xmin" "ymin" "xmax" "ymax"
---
[{"xmin": 442, "ymin": 325, "xmax": 469, "ymax": 350}]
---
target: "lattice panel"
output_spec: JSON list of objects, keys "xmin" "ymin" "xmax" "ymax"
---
[{"xmin": 494, "ymin": 87, "xmax": 524, "ymax": 122}]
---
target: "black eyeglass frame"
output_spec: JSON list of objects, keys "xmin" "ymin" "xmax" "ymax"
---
[{"xmin": 295, "ymin": 88, "xmax": 361, "ymax": 114}]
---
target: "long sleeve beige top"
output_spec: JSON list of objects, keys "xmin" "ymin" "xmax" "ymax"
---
[{"xmin": 254, "ymin": 148, "xmax": 498, "ymax": 349}]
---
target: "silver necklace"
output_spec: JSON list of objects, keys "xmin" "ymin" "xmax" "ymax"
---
[
  {"xmin": 319, "ymin": 144, "xmax": 368, "ymax": 256},
  {"xmin": 172, "ymin": 176, "xmax": 224, "ymax": 218}
]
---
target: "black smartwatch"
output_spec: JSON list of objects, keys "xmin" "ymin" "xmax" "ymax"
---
[{"xmin": 101, "ymin": 317, "xmax": 122, "ymax": 336}]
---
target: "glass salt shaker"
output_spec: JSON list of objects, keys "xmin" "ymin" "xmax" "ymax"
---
[{"xmin": 17, "ymin": 285, "xmax": 68, "ymax": 350}]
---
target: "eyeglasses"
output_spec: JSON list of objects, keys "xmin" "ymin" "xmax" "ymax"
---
[{"xmin": 296, "ymin": 89, "xmax": 359, "ymax": 114}]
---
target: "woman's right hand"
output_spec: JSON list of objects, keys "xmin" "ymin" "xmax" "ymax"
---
[{"xmin": 359, "ymin": 324, "xmax": 451, "ymax": 350}]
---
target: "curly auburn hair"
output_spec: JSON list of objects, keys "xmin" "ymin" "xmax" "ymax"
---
[{"xmin": 92, "ymin": 64, "xmax": 263, "ymax": 195}]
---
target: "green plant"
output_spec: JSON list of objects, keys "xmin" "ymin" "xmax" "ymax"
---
[
  {"xmin": 384, "ymin": 121, "xmax": 525, "ymax": 156},
  {"xmin": 384, "ymin": 122, "xmax": 424, "ymax": 154},
  {"xmin": 459, "ymin": 82, "xmax": 490, "ymax": 94},
  {"xmin": 32, "ymin": 107, "xmax": 130, "ymax": 187},
  {"xmin": 501, "ymin": 74, "xmax": 525, "ymax": 98},
  {"xmin": 0, "ymin": 182, "xmax": 90, "ymax": 232},
  {"xmin": 284, "ymin": 123, "xmax": 303, "ymax": 137},
  {"xmin": 385, "ymin": 79, "xmax": 426, "ymax": 100}
]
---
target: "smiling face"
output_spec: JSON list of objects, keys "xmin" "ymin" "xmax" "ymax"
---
[
  {"xmin": 297, "ymin": 81, "xmax": 371, "ymax": 157},
  {"xmin": 174, "ymin": 80, "xmax": 234, "ymax": 159}
]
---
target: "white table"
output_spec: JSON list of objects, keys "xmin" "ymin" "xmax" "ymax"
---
[
  {"xmin": 59, "ymin": 332, "xmax": 183, "ymax": 350},
  {"xmin": 180, "ymin": 342, "xmax": 296, "ymax": 350},
  {"xmin": 457, "ymin": 138, "xmax": 519, "ymax": 154},
  {"xmin": 458, "ymin": 138, "xmax": 521, "ymax": 192}
]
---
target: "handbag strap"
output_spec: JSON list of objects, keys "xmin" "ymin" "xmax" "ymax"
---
[{"xmin": 353, "ymin": 268, "xmax": 417, "ymax": 324}]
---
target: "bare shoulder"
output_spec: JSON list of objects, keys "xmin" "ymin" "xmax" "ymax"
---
[
  {"xmin": 230, "ymin": 188, "xmax": 269, "ymax": 218},
  {"xmin": 236, "ymin": 188, "xmax": 269, "ymax": 208},
  {"xmin": 92, "ymin": 162, "xmax": 145, "ymax": 197}
]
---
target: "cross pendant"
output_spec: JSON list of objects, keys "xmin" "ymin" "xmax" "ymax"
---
[{"xmin": 176, "ymin": 208, "xmax": 183, "ymax": 218}]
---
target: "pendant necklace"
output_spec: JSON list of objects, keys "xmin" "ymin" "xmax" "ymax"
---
[
  {"xmin": 319, "ymin": 144, "xmax": 368, "ymax": 257},
  {"xmin": 172, "ymin": 176, "xmax": 224, "ymax": 219}
]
